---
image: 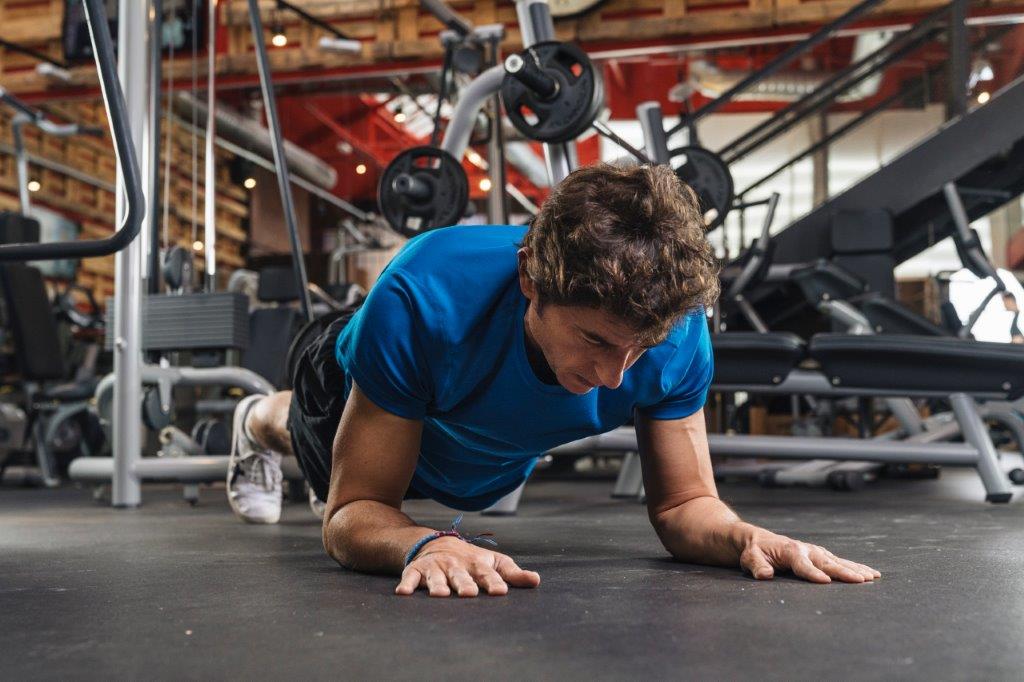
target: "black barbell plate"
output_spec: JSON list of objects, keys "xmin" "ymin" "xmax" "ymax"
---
[
  {"xmin": 378, "ymin": 146, "xmax": 469, "ymax": 239},
  {"xmin": 669, "ymin": 146, "xmax": 734, "ymax": 231},
  {"xmin": 501, "ymin": 41, "xmax": 603, "ymax": 144}
]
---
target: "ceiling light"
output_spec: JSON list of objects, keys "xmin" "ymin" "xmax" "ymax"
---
[
  {"xmin": 243, "ymin": 177, "xmax": 257, "ymax": 189},
  {"xmin": 271, "ymin": 28, "xmax": 288, "ymax": 48},
  {"xmin": 976, "ymin": 58, "xmax": 995, "ymax": 81},
  {"xmin": 466, "ymin": 151, "xmax": 483, "ymax": 166},
  {"xmin": 35, "ymin": 63, "xmax": 72, "ymax": 83},
  {"xmin": 478, "ymin": 177, "xmax": 492, "ymax": 192},
  {"xmin": 969, "ymin": 58, "xmax": 995, "ymax": 89},
  {"xmin": 394, "ymin": 112, "xmax": 407, "ymax": 123},
  {"xmin": 336, "ymin": 141, "xmax": 353, "ymax": 155},
  {"xmin": 977, "ymin": 91, "xmax": 991, "ymax": 104},
  {"xmin": 318, "ymin": 36, "xmax": 361, "ymax": 54},
  {"xmin": 193, "ymin": 240, "xmax": 204, "ymax": 251},
  {"xmin": 355, "ymin": 163, "xmax": 367, "ymax": 175},
  {"xmin": 27, "ymin": 180, "xmax": 41, "ymax": 193}
]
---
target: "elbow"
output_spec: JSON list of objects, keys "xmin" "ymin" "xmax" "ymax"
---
[{"xmin": 321, "ymin": 502, "xmax": 356, "ymax": 568}]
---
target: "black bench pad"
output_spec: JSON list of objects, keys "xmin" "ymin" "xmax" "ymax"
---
[
  {"xmin": 809, "ymin": 333, "xmax": 1024, "ymax": 399},
  {"xmin": 712, "ymin": 332, "xmax": 805, "ymax": 386}
]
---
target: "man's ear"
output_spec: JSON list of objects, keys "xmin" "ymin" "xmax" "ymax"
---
[{"xmin": 517, "ymin": 248, "xmax": 537, "ymax": 301}]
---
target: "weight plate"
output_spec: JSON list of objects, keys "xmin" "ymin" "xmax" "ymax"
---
[
  {"xmin": 378, "ymin": 146, "xmax": 468, "ymax": 239},
  {"xmin": 501, "ymin": 41, "xmax": 603, "ymax": 144},
  {"xmin": 669, "ymin": 146, "xmax": 734, "ymax": 231},
  {"xmin": 141, "ymin": 387, "xmax": 171, "ymax": 432}
]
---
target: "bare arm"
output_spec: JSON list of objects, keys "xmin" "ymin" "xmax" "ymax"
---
[
  {"xmin": 321, "ymin": 382, "xmax": 540, "ymax": 595},
  {"xmin": 636, "ymin": 408, "xmax": 746, "ymax": 566},
  {"xmin": 637, "ymin": 409, "xmax": 880, "ymax": 583},
  {"xmin": 321, "ymin": 382, "xmax": 433, "ymax": 573}
]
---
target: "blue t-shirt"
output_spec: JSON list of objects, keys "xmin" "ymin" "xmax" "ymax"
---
[{"xmin": 335, "ymin": 225, "xmax": 713, "ymax": 510}]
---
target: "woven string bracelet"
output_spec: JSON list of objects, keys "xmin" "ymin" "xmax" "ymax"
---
[{"xmin": 404, "ymin": 514, "xmax": 498, "ymax": 567}]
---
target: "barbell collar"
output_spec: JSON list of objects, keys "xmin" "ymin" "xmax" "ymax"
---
[
  {"xmin": 504, "ymin": 52, "xmax": 559, "ymax": 100},
  {"xmin": 392, "ymin": 173, "xmax": 432, "ymax": 201}
]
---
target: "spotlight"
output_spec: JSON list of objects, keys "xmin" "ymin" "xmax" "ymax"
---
[
  {"xmin": 355, "ymin": 163, "xmax": 367, "ymax": 175},
  {"xmin": 978, "ymin": 91, "xmax": 991, "ymax": 104},
  {"xmin": 969, "ymin": 57, "xmax": 995, "ymax": 89},
  {"xmin": 271, "ymin": 27, "xmax": 288, "ymax": 47},
  {"xmin": 35, "ymin": 63, "xmax": 72, "ymax": 83},
  {"xmin": 192, "ymin": 240, "xmax": 204, "ymax": 251},
  {"xmin": 975, "ymin": 57, "xmax": 995, "ymax": 82},
  {"xmin": 243, "ymin": 177, "xmax": 257, "ymax": 189},
  {"xmin": 394, "ymin": 111, "xmax": 407, "ymax": 123},
  {"xmin": 318, "ymin": 36, "xmax": 361, "ymax": 54},
  {"xmin": 478, "ymin": 177, "xmax": 492, "ymax": 192},
  {"xmin": 466, "ymin": 151, "xmax": 483, "ymax": 166},
  {"xmin": 27, "ymin": 180, "xmax": 41, "ymax": 193}
]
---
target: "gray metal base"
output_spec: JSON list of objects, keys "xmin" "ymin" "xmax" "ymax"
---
[{"xmin": 69, "ymin": 454, "xmax": 304, "ymax": 484}]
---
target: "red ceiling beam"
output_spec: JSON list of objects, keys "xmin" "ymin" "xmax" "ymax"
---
[{"xmin": 304, "ymin": 103, "xmax": 390, "ymax": 169}]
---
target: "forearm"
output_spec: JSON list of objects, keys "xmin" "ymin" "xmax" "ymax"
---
[
  {"xmin": 323, "ymin": 499, "xmax": 436, "ymax": 575},
  {"xmin": 652, "ymin": 496, "xmax": 757, "ymax": 567}
]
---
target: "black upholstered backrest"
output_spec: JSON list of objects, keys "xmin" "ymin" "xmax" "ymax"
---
[
  {"xmin": 257, "ymin": 266, "xmax": 301, "ymax": 303},
  {"xmin": 831, "ymin": 210, "xmax": 896, "ymax": 298},
  {"xmin": 0, "ymin": 264, "xmax": 67, "ymax": 381},
  {"xmin": 242, "ymin": 307, "xmax": 303, "ymax": 388}
]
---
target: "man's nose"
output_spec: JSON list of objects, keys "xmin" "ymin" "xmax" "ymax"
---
[{"xmin": 595, "ymin": 349, "xmax": 631, "ymax": 389}]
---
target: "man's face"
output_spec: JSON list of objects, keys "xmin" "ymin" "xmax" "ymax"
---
[
  {"xmin": 517, "ymin": 249, "xmax": 652, "ymax": 394},
  {"xmin": 522, "ymin": 300, "xmax": 651, "ymax": 394}
]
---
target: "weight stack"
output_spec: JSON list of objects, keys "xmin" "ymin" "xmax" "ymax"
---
[{"xmin": 104, "ymin": 292, "xmax": 249, "ymax": 352}]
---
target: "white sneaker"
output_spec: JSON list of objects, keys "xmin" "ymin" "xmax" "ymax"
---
[
  {"xmin": 308, "ymin": 486, "xmax": 326, "ymax": 520},
  {"xmin": 227, "ymin": 394, "xmax": 283, "ymax": 524}
]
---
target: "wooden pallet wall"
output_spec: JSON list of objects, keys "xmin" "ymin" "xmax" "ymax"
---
[
  {"xmin": 4, "ymin": 0, "xmax": 1023, "ymax": 92},
  {"xmin": 0, "ymin": 100, "xmax": 252, "ymax": 302}
]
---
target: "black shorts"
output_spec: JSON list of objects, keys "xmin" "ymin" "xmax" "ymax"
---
[{"xmin": 287, "ymin": 311, "xmax": 427, "ymax": 503}]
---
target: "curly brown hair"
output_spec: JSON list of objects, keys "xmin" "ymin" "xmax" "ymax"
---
[{"xmin": 520, "ymin": 162, "xmax": 719, "ymax": 345}]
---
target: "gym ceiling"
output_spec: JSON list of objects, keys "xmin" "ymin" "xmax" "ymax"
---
[{"xmin": 3, "ymin": 0, "xmax": 1024, "ymax": 209}]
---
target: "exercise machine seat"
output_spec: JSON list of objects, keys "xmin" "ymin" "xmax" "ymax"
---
[
  {"xmin": 41, "ymin": 378, "xmax": 99, "ymax": 402},
  {"xmin": 809, "ymin": 333, "xmax": 1024, "ymax": 399},
  {"xmin": 0, "ymin": 264, "xmax": 67, "ymax": 382},
  {"xmin": 791, "ymin": 259, "xmax": 869, "ymax": 305},
  {"xmin": 712, "ymin": 332, "xmax": 805, "ymax": 385},
  {"xmin": 854, "ymin": 292, "xmax": 950, "ymax": 336}
]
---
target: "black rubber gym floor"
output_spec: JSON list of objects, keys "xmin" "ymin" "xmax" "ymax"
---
[{"xmin": 2, "ymin": 471, "xmax": 1022, "ymax": 680}]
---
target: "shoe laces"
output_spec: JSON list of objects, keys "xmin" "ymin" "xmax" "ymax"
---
[{"xmin": 238, "ymin": 453, "xmax": 280, "ymax": 492}]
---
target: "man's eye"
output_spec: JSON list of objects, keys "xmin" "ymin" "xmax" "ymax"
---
[{"xmin": 583, "ymin": 335, "xmax": 602, "ymax": 346}]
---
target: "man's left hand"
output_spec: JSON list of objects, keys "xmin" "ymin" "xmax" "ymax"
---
[{"xmin": 738, "ymin": 527, "xmax": 881, "ymax": 584}]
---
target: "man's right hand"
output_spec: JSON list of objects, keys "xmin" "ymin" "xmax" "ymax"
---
[{"xmin": 395, "ymin": 536, "xmax": 541, "ymax": 597}]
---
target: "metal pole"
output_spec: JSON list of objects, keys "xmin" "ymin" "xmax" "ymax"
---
[
  {"xmin": 112, "ymin": 0, "xmax": 149, "ymax": 507},
  {"xmin": 146, "ymin": 0, "xmax": 162, "ymax": 295},
  {"xmin": 12, "ymin": 120, "xmax": 31, "ymax": 214},
  {"xmin": 486, "ymin": 39, "xmax": 508, "ymax": 224},
  {"xmin": 949, "ymin": 393, "xmax": 1013, "ymax": 502},
  {"xmin": 636, "ymin": 101, "xmax": 671, "ymax": 164},
  {"xmin": 204, "ymin": 0, "xmax": 217, "ymax": 291},
  {"xmin": 516, "ymin": 0, "xmax": 573, "ymax": 185},
  {"xmin": 947, "ymin": 0, "xmax": 969, "ymax": 120},
  {"xmin": 248, "ymin": 0, "xmax": 313, "ymax": 322}
]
